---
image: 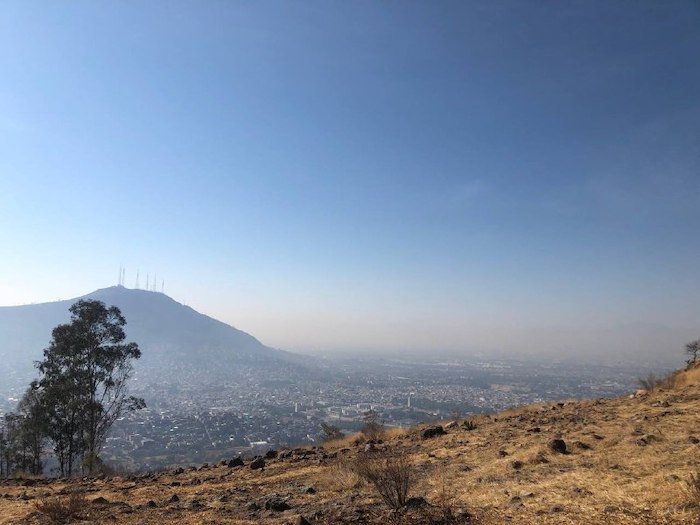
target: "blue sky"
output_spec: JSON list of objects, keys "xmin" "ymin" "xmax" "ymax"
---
[{"xmin": 1, "ymin": 2, "xmax": 699, "ymax": 356}]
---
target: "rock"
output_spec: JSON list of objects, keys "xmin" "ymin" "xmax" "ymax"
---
[
  {"xmin": 574, "ymin": 441, "xmax": 592, "ymax": 450},
  {"xmin": 170, "ymin": 481, "xmax": 181, "ymax": 486},
  {"xmin": 250, "ymin": 457, "xmax": 266, "ymax": 470},
  {"xmin": 519, "ymin": 491, "xmax": 534, "ymax": 498},
  {"xmin": 265, "ymin": 449, "xmax": 278, "ymax": 459},
  {"xmin": 548, "ymin": 439, "xmax": 567, "ymax": 454},
  {"xmin": 528, "ymin": 427, "xmax": 541, "ymax": 433},
  {"xmin": 511, "ymin": 460, "xmax": 524, "ymax": 470},
  {"xmin": 302, "ymin": 485, "xmax": 317, "ymax": 494},
  {"xmin": 227, "ymin": 457, "xmax": 245, "ymax": 468},
  {"xmin": 421, "ymin": 426, "xmax": 446, "ymax": 439},
  {"xmin": 146, "ymin": 500, "xmax": 157, "ymax": 508},
  {"xmin": 173, "ymin": 467, "xmax": 184, "ymax": 475},
  {"xmin": 295, "ymin": 516, "xmax": 313, "ymax": 525},
  {"xmin": 550, "ymin": 505, "xmax": 565, "ymax": 513},
  {"xmin": 689, "ymin": 436, "xmax": 700, "ymax": 444},
  {"xmin": 92, "ymin": 496, "xmax": 110, "ymax": 505},
  {"xmin": 264, "ymin": 497, "xmax": 291, "ymax": 511},
  {"xmin": 190, "ymin": 499, "xmax": 204, "ymax": 509},
  {"xmin": 498, "ymin": 449, "xmax": 509, "ymax": 457},
  {"xmin": 405, "ymin": 496, "xmax": 429, "ymax": 508},
  {"xmin": 168, "ymin": 494, "xmax": 180, "ymax": 503},
  {"xmin": 364, "ymin": 443, "xmax": 375, "ymax": 452},
  {"xmin": 444, "ymin": 420, "xmax": 458, "ymax": 429}
]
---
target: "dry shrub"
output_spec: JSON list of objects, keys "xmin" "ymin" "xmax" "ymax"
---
[
  {"xmin": 353, "ymin": 449, "xmax": 413, "ymax": 512},
  {"xmin": 638, "ymin": 372, "xmax": 678, "ymax": 392},
  {"xmin": 34, "ymin": 490, "xmax": 87, "ymax": 524},
  {"xmin": 686, "ymin": 472, "xmax": 700, "ymax": 505}
]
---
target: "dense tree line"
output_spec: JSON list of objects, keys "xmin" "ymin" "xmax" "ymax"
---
[{"xmin": 1, "ymin": 300, "xmax": 144, "ymax": 477}]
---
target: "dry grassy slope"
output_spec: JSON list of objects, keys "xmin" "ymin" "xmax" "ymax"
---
[{"xmin": 2, "ymin": 366, "xmax": 700, "ymax": 525}]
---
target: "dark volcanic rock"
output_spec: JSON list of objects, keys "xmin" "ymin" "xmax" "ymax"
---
[
  {"xmin": 264, "ymin": 497, "xmax": 291, "ymax": 511},
  {"xmin": 250, "ymin": 457, "xmax": 266, "ymax": 470},
  {"xmin": 227, "ymin": 457, "xmax": 245, "ymax": 468},
  {"xmin": 549, "ymin": 439, "xmax": 567, "ymax": 454},
  {"xmin": 422, "ymin": 426, "xmax": 447, "ymax": 439}
]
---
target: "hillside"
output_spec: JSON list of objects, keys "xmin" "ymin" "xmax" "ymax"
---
[
  {"xmin": 0, "ymin": 286, "xmax": 309, "ymax": 379},
  {"xmin": 2, "ymin": 366, "xmax": 700, "ymax": 525}
]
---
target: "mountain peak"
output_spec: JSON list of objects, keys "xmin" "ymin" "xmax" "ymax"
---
[{"xmin": 0, "ymin": 286, "xmax": 300, "ymax": 377}]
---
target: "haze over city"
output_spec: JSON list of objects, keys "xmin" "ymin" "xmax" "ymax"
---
[{"xmin": 1, "ymin": 2, "xmax": 698, "ymax": 358}]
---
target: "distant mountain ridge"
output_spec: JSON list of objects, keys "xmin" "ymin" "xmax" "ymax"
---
[{"xmin": 0, "ymin": 286, "xmax": 307, "ymax": 378}]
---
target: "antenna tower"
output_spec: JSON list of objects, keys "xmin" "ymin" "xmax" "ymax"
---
[{"xmin": 135, "ymin": 270, "xmax": 140, "ymax": 289}]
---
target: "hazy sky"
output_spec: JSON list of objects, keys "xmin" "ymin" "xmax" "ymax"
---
[{"xmin": 1, "ymin": 2, "xmax": 699, "ymax": 355}]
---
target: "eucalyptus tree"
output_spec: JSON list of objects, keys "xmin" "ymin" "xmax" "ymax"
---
[{"xmin": 37, "ymin": 299, "xmax": 145, "ymax": 475}]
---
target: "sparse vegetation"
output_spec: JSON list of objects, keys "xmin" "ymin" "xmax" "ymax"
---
[
  {"xmin": 462, "ymin": 420, "xmax": 477, "ymax": 431},
  {"xmin": 320, "ymin": 422, "xmax": 344, "ymax": 442},
  {"xmin": 686, "ymin": 340, "xmax": 700, "ymax": 366},
  {"xmin": 34, "ymin": 490, "xmax": 87, "ymax": 524},
  {"xmin": 361, "ymin": 409, "xmax": 385, "ymax": 442},
  {"xmin": 353, "ymin": 449, "xmax": 413, "ymax": 518},
  {"xmin": 637, "ymin": 372, "xmax": 678, "ymax": 392},
  {"xmin": 320, "ymin": 456, "xmax": 365, "ymax": 493},
  {"xmin": 686, "ymin": 471, "xmax": 700, "ymax": 506}
]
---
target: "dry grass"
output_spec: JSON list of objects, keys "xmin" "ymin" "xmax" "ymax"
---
[
  {"xmin": 3, "ymin": 368, "xmax": 700, "ymax": 525},
  {"xmin": 318, "ymin": 456, "xmax": 365, "ymax": 492},
  {"xmin": 34, "ymin": 490, "xmax": 87, "ymax": 524}
]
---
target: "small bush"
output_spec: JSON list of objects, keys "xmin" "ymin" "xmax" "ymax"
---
[
  {"xmin": 353, "ymin": 449, "xmax": 413, "ymax": 513},
  {"xmin": 35, "ymin": 490, "xmax": 87, "ymax": 523},
  {"xmin": 462, "ymin": 420, "xmax": 477, "ymax": 431},
  {"xmin": 638, "ymin": 372, "xmax": 678, "ymax": 392},
  {"xmin": 362, "ymin": 410, "xmax": 385, "ymax": 442}
]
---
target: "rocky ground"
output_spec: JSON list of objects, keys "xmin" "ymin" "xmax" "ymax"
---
[{"xmin": 2, "ymin": 366, "xmax": 700, "ymax": 525}]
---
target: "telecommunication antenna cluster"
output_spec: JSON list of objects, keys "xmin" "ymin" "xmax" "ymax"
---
[
  {"xmin": 117, "ymin": 265, "xmax": 127, "ymax": 286},
  {"xmin": 119, "ymin": 267, "xmax": 165, "ymax": 293}
]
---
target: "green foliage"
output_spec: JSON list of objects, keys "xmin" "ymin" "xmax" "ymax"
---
[
  {"xmin": 0, "ymin": 385, "xmax": 47, "ymax": 477},
  {"xmin": 35, "ymin": 299, "xmax": 144, "ymax": 475}
]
